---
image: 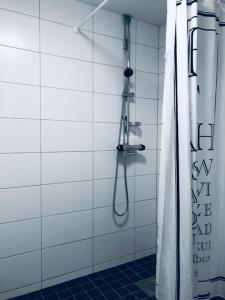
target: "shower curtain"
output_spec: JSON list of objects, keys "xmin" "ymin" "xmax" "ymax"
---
[{"xmin": 156, "ymin": 0, "xmax": 225, "ymax": 299}]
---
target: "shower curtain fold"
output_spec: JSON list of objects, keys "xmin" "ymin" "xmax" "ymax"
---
[{"xmin": 156, "ymin": 0, "xmax": 225, "ymax": 299}]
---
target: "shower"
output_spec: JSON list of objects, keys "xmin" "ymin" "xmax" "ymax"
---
[{"xmin": 113, "ymin": 14, "xmax": 145, "ymax": 217}]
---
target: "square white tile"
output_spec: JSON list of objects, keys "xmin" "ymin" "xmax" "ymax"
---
[
  {"xmin": 136, "ymin": 71, "xmax": 158, "ymax": 99},
  {"xmin": 41, "ymin": 20, "xmax": 92, "ymax": 61},
  {"xmin": 42, "ymin": 210, "xmax": 92, "ymax": 247},
  {"xmin": 0, "ymin": 119, "xmax": 40, "ymax": 153},
  {"xmin": 42, "ymin": 152, "xmax": 92, "ymax": 184},
  {"xmin": 41, "ymin": 54, "xmax": 92, "ymax": 91},
  {"xmin": 0, "ymin": 82, "xmax": 40, "ymax": 119},
  {"xmin": 94, "ymin": 230, "xmax": 134, "ymax": 264},
  {"xmin": 136, "ymin": 98, "xmax": 157, "ymax": 124},
  {"xmin": 41, "ymin": 120, "xmax": 92, "ymax": 152},
  {"xmin": 94, "ymin": 64, "xmax": 123, "ymax": 95},
  {"xmin": 0, "ymin": 219, "xmax": 41, "ymax": 258},
  {"xmin": 0, "ymin": 46, "xmax": 40, "ymax": 85},
  {"xmin": 0, "ymin": 153, "xmax": 40, "ymax": 188},
  {"xmin": 136, "ymin": 44, "xmax": 158, "ymax": 74},
  {"xmin": 42, "ymin": 239, "xmax": 92, "ymax": 280},
  {"xmin": 0, "ymin": 186, "xmax": 41, "ymax": 223},
  {"xmin": 137, "ymin": 21, "xmax": 158, "ymax": 48},
  {"xmin": 135, "ymin": 175, "xmax": 157, "ymax": 201},
  {"xmin": 42, "ymin": 181, "xmax": 92, "ymax": 216},
  {"xmin": 135, "ymin": 199, "xmax": 156, "ymax": 227},
  {"xmin": 41, "ymin": 88, "xmax": 92, "ymax": 122},
  {"xmin": 0, "ymin": 251, "xmax": 41, "ymax": 293},
  {"xmin": 135, "ymin": 224, "xmax": 157, "ymax": 252},
  {"xmin": 0, "ymin": 10, "xmax": 39, "ymax": 51}
]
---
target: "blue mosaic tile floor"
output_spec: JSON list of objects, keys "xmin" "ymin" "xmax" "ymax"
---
[{"xmin": 12, "ymin": 255, "xmax": 156, "ymax": 300}]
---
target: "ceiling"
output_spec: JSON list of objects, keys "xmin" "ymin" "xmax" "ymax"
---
[{"xmin": 78, "ymin": 0, "xmax": 167, "ymax": 26}]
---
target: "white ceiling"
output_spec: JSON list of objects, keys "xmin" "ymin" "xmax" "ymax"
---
[{"xmin": 78, "ymin": 0, "xmax": 167, "ymax": 26}]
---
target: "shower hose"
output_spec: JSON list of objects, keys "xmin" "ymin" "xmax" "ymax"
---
[{"xmin": 113, "ymin": 80, "xmax": 129, "ymax": 217}]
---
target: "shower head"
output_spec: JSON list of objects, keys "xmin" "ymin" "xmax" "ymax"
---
[{"xmin": 124, "ymin": 67, "xmax": 134, "ymax": 78}]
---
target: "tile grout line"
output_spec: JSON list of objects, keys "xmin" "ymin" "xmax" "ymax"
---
[
  {"xmin": 156, "ymin": 24, "xmax": 161, "ymax": 261},
  {"xmin": 38, "ymin": 0, "xmax": 43, "ymax": 289},
  {"xmin": 0, "ymin": 224, "xmax": 157, "ymax": 262},
  {"xmin": 0, "ymin": 42, "xmax": 160, "ymax": 76},
  {"xmin": 0, "ymin": 197, "xmax": 157, "ymax": 225},
  {"xmin": 0, "ymin": 173, "xmax": 159, "ymax": 191},
  {"xmin": 0, "ymin": 80, "xmax": 160, "ymax": 100},
  {"xmin": 134, "ymin": 17, "xmax": 137, "ymax": 261},
  {"xmin": 91, "ymin": 8, "xmax": 95, "ymax": 275}
]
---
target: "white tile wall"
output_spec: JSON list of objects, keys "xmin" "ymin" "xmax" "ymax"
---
[
  {"xmin": 42, "ymin": 152, "xmax": 92, "ymax": 184},
  {"xmin": 0, "ymin": 10, "xmax": 39, "ymax": 50},
  {"xmin": 41, "ymin": 120, "xmax": 92, "ymax": 152},
  {"xmin": 94, "ymin": 64, "xmax": 123, "ymax": 95},
  {"xmin": 42, "ymin": 181, "xmax": 92, "ymax": 216},
  {"xmin": 41, "ymin": 88, "xmax": 92, "ymax": 122},
  {"xmin": 0, "ymin": 0, "xmax": 39, "ymax": 17},
  {"xmin": 0, "ymin": 82, "xmax": 40, "ymax": 119},
  {"xmin": 42, "ymin": 239, "xmax": 92, "ymax": 280},
  {"xmin": 94, "ymin": 177, "xmax": 134, "ymax": 208},
  {"xmin": 0, "ymin": 251, "xmax": 41, "ymax": 294},
  {"xmin": 94, "ymin": 93, "xmax": 135, "ymax": 123},
  {"xmin": 135, "ymin": 175, "xmax": 157, "ymax": 201},
  {"xmin": 94, "ymin": 9, "xmax": 124, "ymax": 39},
  {"xmin": 0, "ymin": 46, "xmax": 40, "ymax": 85},
  {"xmin": 136, "ymin": 21, "xmax": 158, "ymax": 48},
  {"xmin": 41, "ymin": 54, "xmax": 92, "ymax": 91},
  {"xmin": 135, "ymin": 224, "xmax": 157, "ymax": 253},
  {"xmin": 136, "ymin": 71, "xmax": 158, "ymax": 99},
  {"xmin": 0, "ymin": 186, "xmax": 41, "ymax": 223},
  {"xmin": 135, "ymin": 199, "xmax": 157, "ymax": 227},
  {"xmin": 42, "ymin": 210, "xmax": 92, "ymax": 247},
  {"xmin": 0, "ymin": 119, "xmax": 40, "ymax": 153},
  {"xmin": 0, "ymin": 219, "xmax": 41, "ymax": 258},
  {"xmin": 94, "ymin": 230, "xmax": 134, "ymax": 264},
  {"xmin": 0, "ymin": 1, "xmax": 164, "ymax": 297},
  {"xmin": 0, "ymin": 154, "xmax": 40, "ymax": 188},
  {"xmin": 40, "ymin": 20, "xmax": 92, "ymax": 61},
  {"xmin": 93, "ymin": 203, "xmax": 134, "ymax": 236}
]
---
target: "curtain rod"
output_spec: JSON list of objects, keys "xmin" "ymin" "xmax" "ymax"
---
[{"xmin": 73, "ymin": 0, "xmax": 111, "ymax": 33}]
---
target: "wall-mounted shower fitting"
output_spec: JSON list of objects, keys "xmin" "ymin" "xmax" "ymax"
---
[{"xmin": 113, "ymin": 15, "xmax": 145, "ymax": 217}]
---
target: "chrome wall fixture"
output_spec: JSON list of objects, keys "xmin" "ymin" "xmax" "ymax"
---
[{"xmin": 113, "ymin": 15, "xmax": 145, "ymax": 217}]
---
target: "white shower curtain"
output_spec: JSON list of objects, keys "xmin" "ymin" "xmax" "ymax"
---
[{"xmin": 156, "ymin": 0, "xmax": 225, "ymax": 299}]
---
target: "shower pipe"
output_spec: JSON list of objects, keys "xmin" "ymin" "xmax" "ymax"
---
[
  {"xmin": 113, "ymin": 15, "xmax": 145, "ymax": 217},
  {"xmin": 73, "ymin": 0, "xmax": 111, "ymax": 33}
]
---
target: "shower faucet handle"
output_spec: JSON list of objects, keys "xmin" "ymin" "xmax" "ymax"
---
[
  {"xmin": 128, "ymin": 121, "xmax": 142, "ymax": 126},
  {"xmin": 122, "ymin": 92, "xmax": 135, "ymax": 98}
]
